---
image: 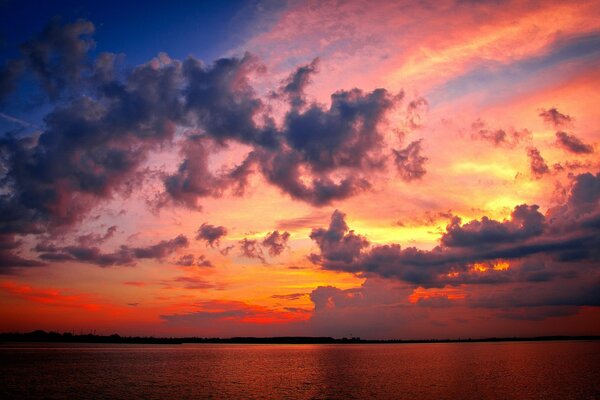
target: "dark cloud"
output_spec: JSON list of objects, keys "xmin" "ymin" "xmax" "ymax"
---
[
  {"xmin": 555, "ymin": 131, "xmax": 594, "ymax": 154},
  {"xmin": 175, "ymin": 254, "xmax": 213, "ymax": 267},
  {"xmin": 262, "ymin": 230, "xmax": 290, "ymax": 256},
  {"xmin": 175, "ymin": 254, "xmax": 196, "ymax": 266},
  {"xmin": 393, "ymin": 139, "xmax": 427, "ymax": 181},
  {"xmin": 0, "ymin": 60, "xmax": 25, "ymax": 102},
  {"xmin": 131, "ymin": 234, "xmax": 188, "ymax": 259},
  {"xmin": 238, "ymin": 238, "xmax": 265, "ymax": 263},
  {"xmin": 162, "ymin": 136, "xmax": 256, "ymax": 209},
  {"xmin": 405, "ymin": 97, "xmax": 428, "ymax": 130},
  {"xmin": 0, "ymin": 52, "xmax": 185, "ymax": 233},
  {"xmin": 527, "ymin": 147, "xmax": 549, "ymax": 178},
  {"xmin": 471, "ymin": 119, "xmax": 530, "ymax": 147},
  {"xmin": 195, "ymin": 223, "xmax": 227, "ymax": 247},
  {"xmin": 258, "ymin": 148, "xmax": 371, "ymax": 205},
  {"xmin": 441, "ymin": 205, "xmax": 545, "ymax": 247},
  {"xmin": 310, "ymin": 285, "xmax": 364, "ymax": 311},
  {"xmin": 36, "ymin": 234, "xmax": 189, "ymax": 267},
  {"xmin": 1, "ymin": 18, "xmax": 430, "ymax": 271},
  {"xmin": 76, "ymin": 225, "xmax": 117, "ymax": 247},
  {"xmin": 539, "ymin": 108, "xmax": 573, "ymax": 128},
  {"xmin": 284, "ymin": 88, "xmax": 397, "ymax": 172},
  {"xmin": 467, "ymin": 279, "xmax": 600, "ymax": 311},
  {"xmin": 256, "ymin": 86, "xmax": 401, "ymax": 206},
  {"xmin": 309, "ymin": 210, "xmax": 369, "ymax": 265},
  {"xmin": 308, "ymin": 173, "xmax": 600, "ymax": 288},
  {"xmin": 277, "ymin": 58, "xmax": 319, "ymax": 109},
  {"xmin": 183, "ymin": 53, "xmax": 278, "ymax": 148},
  {"xmin": 0, "ymin": 234, "xmax": 47, "ymax": 274},
  {"xmin": 20, "ymin": 18, "xmax": 95, "ymax": 99}
]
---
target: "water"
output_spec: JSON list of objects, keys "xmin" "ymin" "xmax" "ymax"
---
[{"xmin": 1, "ymin": 341, "xmax": 599, "ymax": 399}]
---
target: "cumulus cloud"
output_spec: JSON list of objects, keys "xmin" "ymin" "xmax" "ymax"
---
[
  {"xmin": 393, "ymin": 139, "xmax": 427, "ymax": 181},
  {"xmin": 308, "ymin": 173, "xmax": 600, "ymax": 288},
  {"xmin": 1, "ymin": 17, "xmax": 425, "ymax": 254},
  {"xmin": 276, "ymin": 57, "xmax": 320, "ymax": 109},
  {"xmin": 0, "ymin": 17, "xmax": 454, "ymax": 279},
  {"xmin": 527, "ymin": 147, "xmax": 549, "ymax": 178},
  {"xmin": 195, "ymin": 223, "xmax": 228, "ymax": 247},
  {"xmin": 20, "ymin": 18, "xmax": 95, "ymax": 99},
  {"xmin": 555, "ymin": 131, "xmax": 594, "ymax": 154},
  {"xmin": 162, "ymin": 136, "xmax": 257, "ymax": 209},
  {"xmin": 309, "ymin": 210, "xmax": 369, "ymax": 265},
  {"xmin": 539, "ymin": 107, "xmax": 573, "ymax": 128},
  {"xmin": 238, "ymin": 238, "xmax": 265, "ymax": 263},
  {"xmin": 441, "ymin": 205, "xmax": 545, "ymax": 247},
  {"xmin": 261, "ymin": 230, "xmax": 290, "ymax": 256},
  {"xmin": 256, "ymin": 86, "xmax": 402, "ymax": 206}
]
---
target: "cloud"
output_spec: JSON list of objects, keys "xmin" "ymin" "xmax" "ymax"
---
[
  {"xmin": 131, "ymin": 234, "xmax": 189, "ymax": 259},
  {"xmin": 76, "ymin": 225, "xmax": 117, "ymax": 247},
  {"xmin": 271, "ymin": 293, "xmax": 307, "ymax": 301},
  {"xmin": 283, "ymin": 88, "xmax": 398, "ymax": 172},
  {"xmin": 0, "ymin": 60, "xmax": 25, "ymax": 102},
  {"xmin": 175, "ymin": 254, "xmax": 213, "ymax": 267},
  {"xmin": 195, "ymin": 223, "xmax": 228, "ymax": 247},
  {"xmin": 161, "ymin": 299, "xmax": 304, "ymax": 326},
  {"xmin": 261, "ymin": 230, "xmax": 290, "ymax": 256},
  {"xmin": 275, "ymin": 211, "xmax": 329, "ymax": 231},
  {"xmin": 183, "ymin": 53, "xmax": 278, "ymax": 148},
  {"xmin": 36, "ymin": 234, "xmax": 189, "ymax": 267},
  {"xmin": 309, "ymin": 210, "xmax": 369, "ymax": 264},
  {"xmin": 1, "ymin": 18, "xmax": 423, "ymax": 251},
  {"xmin": 238, "ymin": 238, "xmax": 265, "ymax": 263},
  {"xmin": 555, "ymin": 131, "xmax": 594, "ymax": 154},
  {"xmin": 0, "ymin": 234, "xmax": 47, "ymax": 274},
  {"xmin": 470, "ymin": 119, "xmax": 531, "ymax": 147},
  {"xmin": 527, "ymin": 147, "xmax": 549, "ymax": 178},
  {"xmin": 163, "ymin": 136, "xmax": 256, "ymax": 209},
  {"xmin": 172, "ymin": 276, "xmax": 214, "ymax": 290},
  {"xmin": 440, "ymin": 205, "xmax": 545, "ymax": 248},
  {"xmin": 539, "ymin": 107, "xmax": 573, "ymax": 128},
  {"xmin": 276, "ymin": 57, "xmax": 320, "ymax": 109},
  {"xmin": 308, "ymin": 173, "xmax": 600, "ymax": 288},
  {"xmin": 20, "ymin": 18, "xmax": 95, "ymax": 99},
  {"xmin": 257, "ymin": 86, "xmax": 402, "ymax": 206},
  {"xmin": 175, "ymin": 254, "xmax": 195, "ymax": 266},
  {"xmin": 0, "ymin": 53, "xmax": 185, "ymax": 233},
  {"xmin": 393, "ymin": 139, "xmax": 427, "ymax": 181},
  {"xmin": 0, "ymin": 281, "xmax": 102, "ymax": 311}
]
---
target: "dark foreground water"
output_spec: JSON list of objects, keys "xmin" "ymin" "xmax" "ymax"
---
[{"xmin": 1, "ymin": 341, "xmax": 599, "ymax": 399}]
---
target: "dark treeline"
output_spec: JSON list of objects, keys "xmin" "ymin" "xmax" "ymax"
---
[{"xmin": 1, "ymin": 330, "xmax": 599, "ymax": 344}]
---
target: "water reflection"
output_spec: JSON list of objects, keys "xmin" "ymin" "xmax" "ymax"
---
[{"xmin": 1, "ymin": 341, "xmax": 599, "ymax": 399}]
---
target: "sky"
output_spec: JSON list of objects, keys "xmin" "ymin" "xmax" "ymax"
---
[{"xmin": 0, "ymin": 0, "xmax": 599, "ymax": 339}]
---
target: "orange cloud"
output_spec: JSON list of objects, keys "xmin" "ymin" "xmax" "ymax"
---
[
  {"xmin": 0, "ymin": 281, "xmax": 103, "ymax": 311},
  {"xmin": 408, "ymin": 286, "xmax": 466, "ymax": 304}
]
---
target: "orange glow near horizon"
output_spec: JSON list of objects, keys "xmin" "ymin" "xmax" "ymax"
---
[{"xmin": 408, "ymin": 286, "xmax": 467, "ymax": 304}]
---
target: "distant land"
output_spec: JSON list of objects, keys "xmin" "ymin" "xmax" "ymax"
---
[{"xmin": 1, "ymin": 331, "xmax": 598, "ymax": 345}]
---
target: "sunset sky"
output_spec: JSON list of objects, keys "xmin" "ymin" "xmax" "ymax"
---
[{"xmin": 1, "ymin": 0, "xmax": 599, "ymax": 339}]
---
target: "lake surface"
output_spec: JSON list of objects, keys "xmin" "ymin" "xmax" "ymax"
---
[{"xmin": 1, "ymin": 341, "xmax": 599, "ymax": 399}]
